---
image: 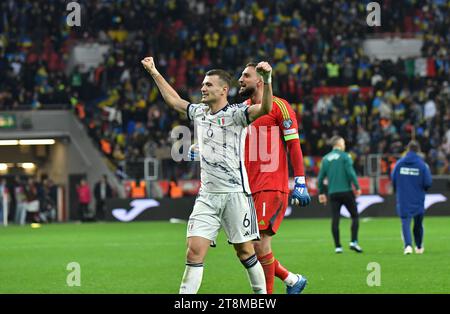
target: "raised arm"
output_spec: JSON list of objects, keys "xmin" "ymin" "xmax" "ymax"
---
[
  {"xmin": 141, "ymin": 57, "xmax": 189, "ymax": 114},
  {"xmin": 247, "ymin": 61, "xmax": 273, "ymax": 122}
]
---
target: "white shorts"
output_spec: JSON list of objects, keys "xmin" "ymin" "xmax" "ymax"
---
[{"xmin": 187, "ymin": 191, "xmax": 259, "ymax": 244}]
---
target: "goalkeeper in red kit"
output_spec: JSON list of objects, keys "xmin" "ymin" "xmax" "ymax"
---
[
  {"xmin": 189, "ymin": 63, "xmax": 311, "ymax": 294},
  {"xmin": 239, "ymin": 63, "xmax": 310, "ymax": 294}
]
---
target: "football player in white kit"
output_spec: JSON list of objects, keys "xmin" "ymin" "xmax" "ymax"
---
[{"xmin": 141, "ymin": 56, "xmax": 273, "ymax": 294}]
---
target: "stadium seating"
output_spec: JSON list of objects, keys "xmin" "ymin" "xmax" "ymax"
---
[{"xmin": 0, "ymin": 0, "xmax": 448, "ymax": 179}]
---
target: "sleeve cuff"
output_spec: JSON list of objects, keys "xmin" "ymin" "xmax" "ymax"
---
[
  {"xmin": 244, "ymin": 107, "xmax": 251, "ymax": 125},
  {"xmin": 186, "ymin": 104, "xmax": 192, "ymax": 121}
]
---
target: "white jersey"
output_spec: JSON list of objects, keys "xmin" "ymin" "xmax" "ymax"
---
[{"xmin": 188, "ymin": 102, "xmax": 251, "ymax": 194}]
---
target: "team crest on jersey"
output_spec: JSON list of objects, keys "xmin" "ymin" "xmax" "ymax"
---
[
  {"xmin": 217, "ymin": 117, "xmax": 226, "ymax": 126},
  {"xmin": 207, "ymin": 127, "xmax": 214, "ymax": 137},
  {"xmin": 283, "ymin": 119, "xmax": 292, "ymax": 129}
]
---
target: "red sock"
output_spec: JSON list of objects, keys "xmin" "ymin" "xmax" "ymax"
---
[
  {"xmin": 258, "ymin": 252, "xmax": 275, "ymax": 294},
  {"xmin": 274, "ymin": 258, "xmax": 289, "ymax": 281}
]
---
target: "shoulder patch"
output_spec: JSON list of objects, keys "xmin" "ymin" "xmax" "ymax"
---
[{"xmin": 283, "ymin": 119, "xmax": 293, "ymax": 129}]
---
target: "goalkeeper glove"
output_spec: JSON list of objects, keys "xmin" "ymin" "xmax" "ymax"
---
[
  {"xmin": 291, "ymin": 176, "xmax": 311, "ymax": 207},
  {"xmin": 188, "ymin": 143, "xmax": 199, "ymax": 161}
]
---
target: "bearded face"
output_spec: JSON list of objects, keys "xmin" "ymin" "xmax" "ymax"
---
[
  {"xmin": 238, "ymin": 66, "xmax": 261, "ymax": 99},
  {"xmin": 238, "ymin": 84, "xmax": 257, "ymax": 98}
]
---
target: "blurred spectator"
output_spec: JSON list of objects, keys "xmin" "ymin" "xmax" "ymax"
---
[
  {"xmin": 76, "ymin": 179, "xmax": 91, "ymax": 221},
  {"xmin": 129, "ymin": 179, "xmax": 146, "ymax": 199},
  {"xmin": 13, "ymin": 176, "xmax": 27, "ymax": 225},
  {"xmin": 168, "ymin": 176, "xmax": 183, "ymax": 199},
  {"xmin": 25, "ymin": 178, "xmax": 40, "ymax": 223},
  {"xmin": 39, "ymin": 178, "xmax": 57, "ymax": 223},
  {"xmin": 424, "ymin": 95, "xmax": 437, "ymax": 123},
  {"xmin": 0, "ymin": 178, "xmax": 7, "ymax": 223},
  {"xmin": 94, "ymin": 175, "xmax": 113, "ymax": 221}
]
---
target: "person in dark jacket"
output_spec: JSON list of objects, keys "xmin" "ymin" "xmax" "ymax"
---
[
  {"xmin": 94, "ymin": 175, "xmax": 113, "ymax": 221},
  {"xmin": 391, "ymin": 141, "xmax": 432, "ymax": 255}
]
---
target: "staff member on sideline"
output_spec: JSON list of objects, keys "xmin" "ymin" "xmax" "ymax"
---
[
  {"xmin": 317, "ymin": 136, "xmax": 363, "ymax": 254},
  {"xmin": 391, "ymin": 141, "xmax": 432, "ymax": 255}
]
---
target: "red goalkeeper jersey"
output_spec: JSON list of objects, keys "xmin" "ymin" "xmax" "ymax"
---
[{"xmin": 244, "ymin": 96, "xmax": 305, "ymax": 194}]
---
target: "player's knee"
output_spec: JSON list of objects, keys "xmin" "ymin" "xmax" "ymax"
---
[
  {"xmin": 350, "ymin": 212, "xmax": 359, "ymax": 219},
  {"xmin": 186, "ymin": 244, "xmax": 206, "ymax": 263},
  {"xmin": 253, "ymin": 235, "xmax": 271, "ymax": 256},
  {"xmin": 253, "ymin": 243, "xmax": 270, "ymax": 257},
  {"xmin": 234, "ymin": 242, "xmax": 255, "ymax": 260},
  {"xmin": 236, "ymin": 250, "xmax": 254, "ymax": 261},
  {"xmin": 186, "ymin": 247, "xmax": 203, "ymax": 263},
  {"xmin": 253, "ymin": 241, "xmax": 264, "ymax": 256}
]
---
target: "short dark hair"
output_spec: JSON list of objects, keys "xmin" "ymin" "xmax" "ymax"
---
[
  {"xmin": 407, "ymin": 140, "xmax": 421, "ymax": 152},
  {"xmin": 205, "ymin": 69, "xmax": 231, "ymax": 88},
  {"xmin": 245, "ymin": 62, "xmax": 258, "ymax": 68},
  {"xmin": 329, "ymin": 135, "xmax": 344, "ymax": 147}
]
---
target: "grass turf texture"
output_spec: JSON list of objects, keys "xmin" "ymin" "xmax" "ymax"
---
[{"xmin": 1, "ymin": 217, "xmax": 449, "ymax": 294}]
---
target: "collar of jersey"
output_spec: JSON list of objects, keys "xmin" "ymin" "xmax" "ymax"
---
[{"xmin": 209, "ymin": 103, "xmax": 229, "ymax": 115}]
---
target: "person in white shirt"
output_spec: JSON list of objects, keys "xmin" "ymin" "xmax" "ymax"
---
[
  {"xmin": 142, "ymin": 56, "xmax": 273, "ymax": 294},
  {"xmin": 423, "ymin": 97, "xmax": 437, "ymax": 121}
]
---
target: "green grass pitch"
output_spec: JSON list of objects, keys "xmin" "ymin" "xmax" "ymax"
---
[{"xmin": 1, "ymin": 217, "xmax": 449, "ymax": 294}]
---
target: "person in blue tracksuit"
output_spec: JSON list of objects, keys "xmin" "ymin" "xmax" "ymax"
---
[{"xmin": 391, "ymin": 141, "xmax": 432, "ymax": 255}]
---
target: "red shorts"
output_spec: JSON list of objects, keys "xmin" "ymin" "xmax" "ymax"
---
[{"xmin": 252, "ymin": 191, "xmax": 289, "ymax": 234}]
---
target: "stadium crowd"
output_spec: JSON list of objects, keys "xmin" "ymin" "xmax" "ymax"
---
[{"xmin": 0, "ymin": 0, "xmax": 449, "ymax": 177}]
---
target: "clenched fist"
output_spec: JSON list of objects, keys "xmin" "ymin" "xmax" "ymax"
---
[
  {"xmin": 141, "ymin": 57, "xmax": 159, "ymax": 77},
  {"xmin": 255, "ymin": 61, "xmax": 272, "ymax": 84}
]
